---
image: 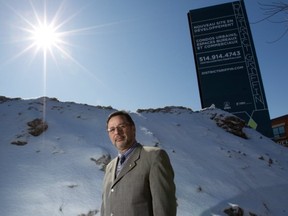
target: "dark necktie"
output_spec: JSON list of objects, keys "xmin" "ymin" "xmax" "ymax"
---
[{"xmin": 120, "ymin": 155, "xmax": 126, "ymax": 165}]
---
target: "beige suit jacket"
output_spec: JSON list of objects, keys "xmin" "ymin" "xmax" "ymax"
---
[{"xmin": 101, "ymin": 143, "xmax": 177, "ymax": 216}]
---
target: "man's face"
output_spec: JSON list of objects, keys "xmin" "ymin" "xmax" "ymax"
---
[{"xmin": 107, "ymin": 115, "xmax": 135, "ymax": 153}]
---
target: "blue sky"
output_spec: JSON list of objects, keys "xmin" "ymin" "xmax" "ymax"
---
[{"xmin": 0, "ymin": 0, "xmax": 287, "ymax": 119}]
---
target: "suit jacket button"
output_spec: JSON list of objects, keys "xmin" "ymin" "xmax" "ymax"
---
[{"xmin": 111, "ymin": 188, "xmax": 114, "ymax": 192}]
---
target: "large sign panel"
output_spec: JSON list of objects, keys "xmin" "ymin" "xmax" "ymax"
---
[{"xmin": 188, "ymin": 1, "xmax": 272, "ymax": 137}]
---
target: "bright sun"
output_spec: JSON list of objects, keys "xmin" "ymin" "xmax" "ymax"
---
[
  {"xmin": 8, "ymin": 1, "xmax": 105, "ymax": 72},
  {"xmin": 32, "ymin": 23, "xmax": 60, "ymax": 51},
  {"xmin": 12, "ymin": 1, "xmax": 70, "ymax": 59}
]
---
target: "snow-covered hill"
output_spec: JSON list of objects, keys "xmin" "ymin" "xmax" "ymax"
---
[{"xmin": 1, "ymin": 96, "xmax": 287, "ymax": 216}]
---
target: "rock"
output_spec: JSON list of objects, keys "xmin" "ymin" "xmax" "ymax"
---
[
  {"xmin": 11, "ymin": 140, "xmax": 28, "ymax": 146},
  {"xmin": 224, "ymin": 205, "xmax": 244, "ymax": 216},
  {"xmin": 27, "ymin": 118, "xmax": 48, "ymax": 136}
]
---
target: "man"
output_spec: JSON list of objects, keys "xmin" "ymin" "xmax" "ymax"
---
[{"xmin": 101, "ymin": 110, "xmax": 177, "ymax": 216}]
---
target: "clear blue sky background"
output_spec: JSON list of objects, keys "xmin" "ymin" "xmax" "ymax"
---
[{"xmin": 0, "ymin": 0, "xmax": 287, "ymax": 119}]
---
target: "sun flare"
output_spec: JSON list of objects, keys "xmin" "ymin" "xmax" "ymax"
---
[
  {"xmin": 6, "ymin": 0, "xmax": 106, "ymax": 85},
  {"xmin": 8, "ymin": 1, "xmax": 117, "ymax": 66},
  {"xmin": 31, "ymin": 22, "xmax": 60, "ymax": 51},
  {"xmin": 4, "ymin": 2, "xmax": 72, "ymax": 64}
]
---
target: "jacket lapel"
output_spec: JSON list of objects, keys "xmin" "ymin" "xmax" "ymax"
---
[{"xmin": 106, "ymin": 158, "xmax": 118, "ymax": 184}]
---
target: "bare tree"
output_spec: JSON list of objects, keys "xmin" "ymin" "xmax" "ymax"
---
[{"xmin": 255, "ymin": 1, "xmax": 288, "ymax": 42}]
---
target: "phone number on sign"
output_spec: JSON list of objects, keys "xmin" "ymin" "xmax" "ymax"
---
[{"xmin": 199, "ymin": 51, "xmax": 241, "ymax": 63}]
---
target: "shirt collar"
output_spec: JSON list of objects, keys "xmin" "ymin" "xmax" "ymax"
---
[{"xmin": 118, "ymin": 141, "xmax": 138, "ymax": 159}]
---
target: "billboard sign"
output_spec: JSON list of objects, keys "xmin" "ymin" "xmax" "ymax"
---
[{"xmin": 188, "ymin": 1, "xmax": 272, "ymax": 137}]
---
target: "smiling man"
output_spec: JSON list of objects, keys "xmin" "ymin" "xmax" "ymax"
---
[{"xmin": 101, "ymin": 110, "xmax": 177, "ymax": 216}]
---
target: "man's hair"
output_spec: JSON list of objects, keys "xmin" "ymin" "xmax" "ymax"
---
[{"xmin": 106, "ymin": 110, "xmax": 135, "ymax": 127}]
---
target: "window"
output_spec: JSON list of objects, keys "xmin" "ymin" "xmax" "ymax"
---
[{"xmin": 273, "ymin": 125, "xmax": 285, "ymax": 138}]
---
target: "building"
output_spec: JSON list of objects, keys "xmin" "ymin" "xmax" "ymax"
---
[{"xmin": 271, "ymin": 115, "xmax": 288, "ymax": 146}]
